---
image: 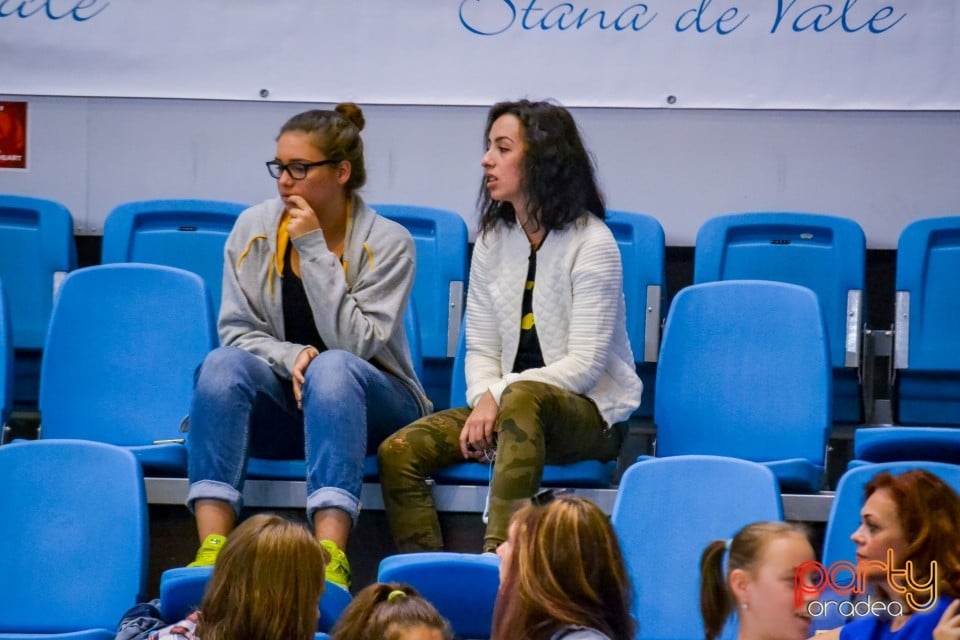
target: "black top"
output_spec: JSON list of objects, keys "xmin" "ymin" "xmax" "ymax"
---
[
  {"xmin": 281, "ymin": 248, "xmax": 327, "ymax": 352},
  {"xmin": 512, "ymin": 238, "xmax": 547, "ymax": 373}
]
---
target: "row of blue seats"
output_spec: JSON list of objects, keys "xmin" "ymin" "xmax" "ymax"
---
[
  {"xmin": 2, "ymin": 196, "xmax": 959, "ymax": 479},
  {"xmin": 0, "ymin": 254, "xmax": 951, "ymax": 494},
  {"xmin": 3, "ymin": 195, "xmax": 960, "ymax": 428},
  {"xmin": 3, "ymin": 438, "xmax": 957, "ymax": 640}
]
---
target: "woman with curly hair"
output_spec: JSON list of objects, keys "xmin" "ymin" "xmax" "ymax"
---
[{"xmin": 379, "ymin": 99, "xmax": 641, "ymax": 554}]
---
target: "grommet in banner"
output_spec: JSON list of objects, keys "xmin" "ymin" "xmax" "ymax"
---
[
  {"xmin": 666, "ymin": 95, "xmax": 677, "ymax": 105},
  {"xmin": 259, "ymin": 89, "xmax": 270, "ymax": 98}
]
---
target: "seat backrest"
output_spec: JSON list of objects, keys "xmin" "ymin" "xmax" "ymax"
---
[
  {"xmin": 893, "ymin": 217, "xmax": 960, "ymax": 424},
  {"xmin": 694, "ymin": 213, "xmax": 865, "ymax": 423},
  {"xmin": 611, "ymin": 455, "xmax": 783, "ymax": 640},
  {"xmin": 822, "ymin": 461, "xmax": 960, "ymax": 568},
  {"xmin": 0, "ymin": 439, "xmax": 147, "ymax": 633},
  {"xmin": 655, "ymin": 280, "xmax": 831, "ymax": 465},
  {"xmin": 405, "ymin": 295, "xmax": 423, "ymax": 382},
  {"xmin": 605, "ymin": 210, "xmax": 666, "ymax": 363},
  {"xmin": 101, "ymin": 199, "xmax": 245, "ymax": 316},
  {"xmin": 894, "ymin": 217, "xmax": 960, "ymax": 372},
  {"xmin": 606, "ymin": 210, "xmax": 666, "ymax": 418},
  {"xmin": 39, "ymin": 263, "xmax": 217, "ymax": 445},
  {"xmin": 449, "ymin": 322, "xmax": 468, "ymax": 408},
  {"xmin": 374, "ymin": 204, "xmax": 468, "ymax": 359},
  {"xmin": 0, "ymin": 195, "xmax": 77, "ymax": 349},
  {"xmin": 0, "ymin": 281, "xmax": 11, "ymax": 426},
  {"xmin": 159, "ymin": 566, "xmax": 351, "ymax": 633},
  {"xmin": 378, "ymin": 552, "xmax": 501, "ymax": 640}
]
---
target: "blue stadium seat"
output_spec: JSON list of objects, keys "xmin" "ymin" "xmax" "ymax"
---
[
  {"xmin": 246, "ymin": 300, "xmax": 421, "ymax": 481},
  {"xmin": 605, "ymin": 210, "xmax": 666, "ymax": 419},
  {"xmin": 852, "ymin": 427, "xmax": 960, "ymax": 466},
  {"xmin": 0, "ymin": 281, "xmax": 11, "ymax": 430},
  {"xmin": 612, "ymin": 455, "xmax": 783, "ymax": 640},
  {"xmin": 891, "ymin": 216, "xmax": 960, "ymax": 425},
  {"xmin": 0, "ymin": 440, "xmax": 148, "ymax": 640},
  {"xmin": 372, "ymin": 204, "xmax": 468, "ymax": 360},
  {"xmin": 377, "ymin": 552, "xmax": 500, "ymax": 640},
  {"xmin": 0, "ymin": 195, "xmax": 77, "ymax": 350},
  {"xmin": 101, "ymin": 199, "xmax": 245, "ymax": 316},
  {"xmin": 694, "ymin": 212, "xmax": 866, "ymax": 424},
  {"xmin": 0, "ymin": 195, "xmax": 77, "ymax": 404},
  {"xmin": 431, "ymin": 323, "xmax": 616, "ymax": 488},
  {"xmin": 653, "ymin": 281, "xmax": 831, "ymax": 492},
  {"xmin": 844, "ymin": 218, "xmax": 960, "ymax": 467},
  {"xmin": 159, "ymin": 566, "xmax": 351, "ymax": 633},
  {"xmin": 38, "ymin": 264, "xmax": 216, "ymax": 475}
]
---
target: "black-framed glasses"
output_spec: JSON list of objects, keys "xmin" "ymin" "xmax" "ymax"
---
[
  {"xmin": 530, "ymin": 488, "xmax": 573, "ymax": 507},
  {"xmin": 266, "ymin": 159, "xmax": 338, "ymax": 180}
]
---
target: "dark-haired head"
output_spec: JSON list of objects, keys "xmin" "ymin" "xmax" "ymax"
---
[
  {"xmin": 329, "ymin": 582, "xmax": 453, "ymax": 640},
  {"xmin": 278, "ymin": 102, "xmax": 366, "ymax": 194},
  {"xmin": 477, "ymin": 99, "xmax": 604, "ymax": 236}
]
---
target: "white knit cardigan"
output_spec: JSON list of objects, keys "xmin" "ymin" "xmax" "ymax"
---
[{"xmin": 464, "ymin": 214, "xmax": 643, "ymax": 427}]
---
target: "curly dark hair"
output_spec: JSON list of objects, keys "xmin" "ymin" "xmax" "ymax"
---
[{"xmin": 477, "ymin": 99, "xmax": 605, "ymax": 236}]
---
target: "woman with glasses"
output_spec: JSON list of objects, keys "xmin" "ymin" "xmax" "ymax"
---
[
  {"xmin": 490, "ymin": 492, "xmax": 634, "ymax": 640},
  {"xmin": 185, "ymin": 104, "xmax": 431, "ymax": 589},
  {"xmin": 379, "ymin": 99, "xmax": 642, "ymax": 555}
]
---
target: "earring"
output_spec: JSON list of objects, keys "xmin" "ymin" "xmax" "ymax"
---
[{"xmin": 741, "ymin": 603, "xmax": 749, "ymax": 611}]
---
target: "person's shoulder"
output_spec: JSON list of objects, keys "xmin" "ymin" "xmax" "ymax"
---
[
  {"xmin": 549, "ymin": 625, "xmax": 612, "ymax": 640},
  {"xmin": 233, "ymin": 198, "xmax": 282, "ymax": 232},
  {"xmin": 557, "ymin": 212, "xmax": 614, "ymax": 245},
  {"xmin": 836, "ymin": 614, "xmax": 879, "ymax": 640},
  {"xmin": 353, "ymin": 202, "xmax": 415, "ymax": 265},
  {"xmin": 903, "ymin": 597, "xmax": 956, "ymax": 634}
]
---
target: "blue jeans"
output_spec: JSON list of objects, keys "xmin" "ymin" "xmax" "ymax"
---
[{"xmin": 187, "ymin": 346, "xmax": 421, "ymax": 525}]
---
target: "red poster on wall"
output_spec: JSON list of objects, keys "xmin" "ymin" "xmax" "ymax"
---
[{"xmin": 0, "ymin": 101, "xmax": 28, "ymax": 170}]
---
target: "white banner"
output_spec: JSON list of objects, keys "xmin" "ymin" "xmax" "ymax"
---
[{"xmin": 1, "ymin": 0, "xmax": 956, "ymax": 109}]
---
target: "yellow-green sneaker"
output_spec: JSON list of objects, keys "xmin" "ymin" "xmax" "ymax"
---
[
  {"xmin": 188, "ymin": 534, "xmax": 227, "ymax": 567},
  {"xmin": 320, "ymin": 539, "xmax": 351, "ymax": 589}
]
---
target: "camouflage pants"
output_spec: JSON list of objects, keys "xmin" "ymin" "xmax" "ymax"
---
[{"xmin": 378, "ymin": 379, "xmax": 621, "ymax": 552}]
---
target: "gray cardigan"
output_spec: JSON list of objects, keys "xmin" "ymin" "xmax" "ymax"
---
[{"xmin": 218, "ymin": 195, "xmax": 432, "ymax": 416}]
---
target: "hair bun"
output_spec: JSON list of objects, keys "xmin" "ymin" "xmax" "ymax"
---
[{"xmin": 335, "ymin": 102, "xmax": 365, "ymax": 131}]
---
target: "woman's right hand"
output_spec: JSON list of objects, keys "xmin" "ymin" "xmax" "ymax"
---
[
  {"xmin": 284, "ymin": 194, "xmax": 321, "ymax": 239},
  {"xmin": 934, "ymin": 600, "xmax": 960, "ymax": 640},
  {"xmin": 460, "ymin": 391, "xmax": 498, "ymax": 460}
]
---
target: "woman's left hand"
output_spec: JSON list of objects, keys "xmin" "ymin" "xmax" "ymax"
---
[{"xmin": 934, "ymin": 600, "xmax": 960, "ymax": 640}]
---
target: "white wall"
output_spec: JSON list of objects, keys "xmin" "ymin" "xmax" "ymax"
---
[{"xmin": 1, "ymin": 94, "xmax": 957, "ymax": 248}]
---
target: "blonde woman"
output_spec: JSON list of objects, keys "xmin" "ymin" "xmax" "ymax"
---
[
  {"xmin": 330, "ymin": 582, "xmax": 452, "ymax": 640},
  {"xmin": 146, "ymin": 514, "xmax": 327, "ymax": 640},
  {"xmin": 700, "ymin": 522, "xmax": 816, "ymax": 640},
  {"xmin": 492, "ymin": 492, "xmax": 634, "ymax": 640}
]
